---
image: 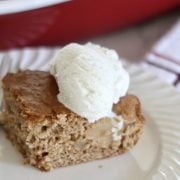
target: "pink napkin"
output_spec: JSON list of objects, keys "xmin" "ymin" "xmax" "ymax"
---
[{"xmin": 142, "ymin": 20, "xmax": 180, "ymax": 91}]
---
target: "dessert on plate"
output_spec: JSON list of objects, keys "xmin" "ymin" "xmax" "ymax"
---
[{"xmin": 0, "ymin": 43, "xmax": 145, "ymax": 171}]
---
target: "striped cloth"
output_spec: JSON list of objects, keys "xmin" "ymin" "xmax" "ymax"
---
[{"xmin": 142, "ymin": 20, "xmax": 180, "ymax": 91}]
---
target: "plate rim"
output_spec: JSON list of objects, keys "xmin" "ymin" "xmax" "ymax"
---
[{"xmin": 0, "ymin": 48, "xmax": 180, "ymax": 180}]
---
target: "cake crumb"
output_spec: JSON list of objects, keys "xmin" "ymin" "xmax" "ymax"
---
[{"xmin": 98, "ymin": 165, "xmax": 103, "ymax": 169}]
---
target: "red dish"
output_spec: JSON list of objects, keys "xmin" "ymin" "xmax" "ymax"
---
[{"xmin": 0, "ymin": 0, "xmax": 179, "ymax": 50}]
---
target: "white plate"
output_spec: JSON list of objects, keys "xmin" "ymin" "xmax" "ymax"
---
[{"xmin": 0, "ymin": 48, "xmax": 180, "ymax": 180}]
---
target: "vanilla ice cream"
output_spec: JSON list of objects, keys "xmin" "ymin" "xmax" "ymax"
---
[{"xmin": 50, "ymin": 43, "xmax": 130, "ymax": 123}]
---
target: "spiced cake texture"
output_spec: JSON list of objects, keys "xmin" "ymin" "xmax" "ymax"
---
[{"xmin": 1, "ymin": 70, "xmax": 145, "ymax": 171}]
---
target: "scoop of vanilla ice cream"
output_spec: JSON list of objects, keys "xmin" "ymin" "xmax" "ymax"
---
[{"xmin": 50, "ymin": 43, "xmax": 129, "ymax": 123}]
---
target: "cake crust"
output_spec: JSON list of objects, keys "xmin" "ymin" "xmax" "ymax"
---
[
  {"xmin": 2, "ymin": 70, "xmax": 70, "ymax": 120},
  {"xmin": 2, "ymin": 70, "xmax": 145, "ymax": 171}
]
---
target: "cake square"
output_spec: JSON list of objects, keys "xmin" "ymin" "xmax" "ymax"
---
[{"xmin": 1, "ymin": 70, "xmax": 144, "ymax": 171}]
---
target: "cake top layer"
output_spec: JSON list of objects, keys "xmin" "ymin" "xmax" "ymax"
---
[
  {"xmin": 2, "ymin": 70, "xmax": 71, "ymax": 120},
  {"xmin": 2, "ymin": 70, "xmax": 142, "ymax": 123}
]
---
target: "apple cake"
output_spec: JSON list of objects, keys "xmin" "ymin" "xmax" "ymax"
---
[{"xmin": 1, "ymin": 70, "xmax": 145, "ymax": 171}]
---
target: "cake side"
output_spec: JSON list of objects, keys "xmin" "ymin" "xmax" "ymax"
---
[{"xmin": 2, "ymin": 71, "xmax": 145, "ymax": 171}]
